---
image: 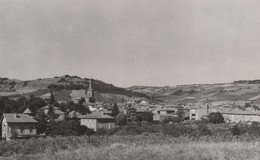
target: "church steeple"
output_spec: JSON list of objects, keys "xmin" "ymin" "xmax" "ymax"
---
[
  {"xmin": 88, "ymin": 79, "xmax": 92, "ymax": 92},
  {"xmin": 85, "ymin": 79, "xmax": 95, "ymax": 103}
]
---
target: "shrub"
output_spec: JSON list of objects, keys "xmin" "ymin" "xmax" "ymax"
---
[
  {"xmin": 46, "ymin": 120, "xmax": 80, "ymax": 136},
  {"xmin": 85, "ymin": 128, "xmax": 95, "ymax": 138},
  {"xmin": 77, "ymin": 125, "xmax": 88, "ymax": 135},
  {"xmin": 162, "ymin": 123, "xmax": 211, "ymax": 137},
  {"xmin": 96, "ymin": 128, "xmax": 109, "ymax": 135},
  {"xmin": 139, "ymin": 112, "xmax": 153, "ymax": 122},
  {"xmin": 231, "ymin": 124, "xmax": 241, "ymax": 136},
  {"xmin": 115, "ymin": 113, "xmax": 127, "ymax": 126},
  {"xmin": 162, "ymin": 117, "xmax": 179, "ymax": 124},
  {"xmin": 111, "ymin": 103, "xmax": 119, "ymax": 117},
  {"xmin": 247, "ymin": 123, "xmax": 260, "ymax": 137},
  {"xmin": 207, "ymin": 112, "xmax": 225, "ymax": 124}
]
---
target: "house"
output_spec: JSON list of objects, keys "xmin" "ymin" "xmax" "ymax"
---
[
  {"xmin": 1, "ymin": 113, "xmax": 38, "ymax": 140},
  {"xmin": 79, "ymin": 112, "xmax": 115, "ymax": 131},
  {"xmin": 189, "ymin": 107, "xmax": 212, "ymax": 120},
  {"xmin": 153, "ymin": 114, "xmax": 177, "ymax": 122},
  {"xmin": 41, "ymin": 105, "xmax": 65, "ymax": 121},
  {"xmin": 23, "ymin": 107, "xmax": 33, "ymax": 115},
  {"xmin": 220, "ymin": 111, "xmax": 260, "ymax": 123},
  {"xmin": 153, "ymin": 106, "xmax": 189, "ymax": 115},
  {"xmin": 68, "ymin": 110, "xmax": 83, "ymax": 119},
  {"xmin": 137, "ymin": 99, "xmax": 150, "ymax": 105}
]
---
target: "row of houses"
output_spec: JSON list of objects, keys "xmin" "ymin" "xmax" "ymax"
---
[
  {"xmin": 2, "ymin": 102, "xmax": 260, "ymax": 140},
  {"xmin": 1, "ymin": 109, "xmax": 116, "ymax": 140}
]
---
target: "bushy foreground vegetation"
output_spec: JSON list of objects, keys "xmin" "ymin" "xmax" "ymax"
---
[
  {"xmin": 1, "ymin": 121, "xmax": 260, "ymax": 159},
  {"xmin": 1, "ymin": 135, "xmax": 260, "ymax": 160}
]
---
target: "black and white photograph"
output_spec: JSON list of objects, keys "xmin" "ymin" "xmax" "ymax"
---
[{"xmin": 1, "ymin": 0, "xmax": 260, "ymax": 159}]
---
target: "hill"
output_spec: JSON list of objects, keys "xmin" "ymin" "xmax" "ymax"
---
[
  {"xmin": 0, "ymin": 75, "xmax": 150, "ymax": 102},
  {"xmin": 128, "ymin": 80, "xmax": 260, "ymax": 105}
]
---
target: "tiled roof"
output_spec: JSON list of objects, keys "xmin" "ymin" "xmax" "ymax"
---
[
  {"xmin": 23, "ymin": 107, "xmax": 32, "ymax": 114},
  {"xmin": 79, "ymin": 112, "xmax": 114, "ymax": 119},
  {"xmin": 220, "ymin": 111, "xmax": 260, "ymax": 115},
  {"xmin": 3, "ymin": 114, "xmax": 38, "ymax": 123},
  {"xmin": 155, "ymin": 114, "xmax": 177, "ymax": 117},
  {"xmin": 69, "ymin": 111, "xmax": 83, "ymax": 117}
]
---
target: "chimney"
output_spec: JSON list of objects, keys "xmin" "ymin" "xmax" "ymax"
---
[{"xmin": 14, "ymin": 113, "xmax": 18, "ymax": 118}]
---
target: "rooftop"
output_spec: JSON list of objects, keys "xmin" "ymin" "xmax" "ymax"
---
[
  {"xmin": 23, "ymin": 107, "xmax": 32, "ymax": 114},
  {"xmin": 155, "ymin": 114, "xmax": 177, "ymax": 117},
  {"xmin": 220, "ymin": 111, "xmax": 260, "ymax": 115},
  {"xmin": 79, "ymin": 112, "xmax": 114, "ymax": 119},
  {"xmin": 2, "ymin": 114, "xmax": 38, "ymax": 123}
]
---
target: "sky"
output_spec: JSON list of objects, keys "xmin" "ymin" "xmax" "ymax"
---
[{"xmin": 1, "ymin": 0, "xmax": 260, "ymax": 87}]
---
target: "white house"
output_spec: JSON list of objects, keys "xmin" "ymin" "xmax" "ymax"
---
[
  {"xmin": 1, "ymin": 113, "xmax": 38, "ymax": 140},
  {"xmin": 79, "ymin": 112, "xmax": 115, "ymax": 131},
  {"xmin": 189, "ymin": 107, "xmax": 212, "ymax": 120},
  {"xmin": 220, "ymin": 111, "xmax": 260, "ymax": 123}
]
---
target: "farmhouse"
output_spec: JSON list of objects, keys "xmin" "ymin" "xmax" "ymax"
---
[
  {"xmin": 79, "ymin": 112, "xmax": 115, "ymax": 131},
  {"xmin": 189, "ymin": 107, "xmax": 212, "ymax": 120},
  {"xmin": 220, "ymin": 111, "xmax": 260, "ymax": 123},
  {"xmin": 1, "ymin": 113, "xmax": 38, "ymax": 140}
]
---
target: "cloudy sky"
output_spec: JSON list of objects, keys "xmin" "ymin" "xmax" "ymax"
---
[{"xmin": 1, "ymin": 0, "xmax": 260, "ymax": 87}]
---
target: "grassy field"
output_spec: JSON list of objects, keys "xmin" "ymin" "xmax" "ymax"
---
[
  {"xmin": 3, "ymin": 140, "xmax": 260, "ymax": 160},
  {"xmin": 1, "ymin": 134, "xmax": 260, "ymax": 160}
]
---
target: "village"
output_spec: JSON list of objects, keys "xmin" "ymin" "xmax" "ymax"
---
[{"xmin": 1, "ymin": 79, "xmax": 260, "ymax": 141}]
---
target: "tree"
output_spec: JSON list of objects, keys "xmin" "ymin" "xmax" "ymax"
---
[
  {"xmin": 77, "ymin": 125, "xmax": 88, "ymax": 135},
  {"xmin": 115, "ymin": 113, "xmax": 127, "ymax": 126},
  {"xmin": 111, "ymin": 103, "xmax": 119, "ymax": 117},
  {"xmin": 207, "ymin": 112, "xmax": 225, "ymax": 124},
  {"xmin": 47, "ymin": 105, "xmax": 55, "ymax": 123},
  {"xmin": 139, "ymin": 112, "xmax": 153, "ymax": 122},
  {"xmin": 231, "ymin": 124, "xmax": 242, "ymax": 136},
  {"xmin": 34, "ymin": 109, "xmax": 47, "ymax": 134},
  {"xmin": 16, "ymin": 97, "xmax": 27, "ymax": 113},
  {"xmin": 177, "ymin": 109, "xmax": 185, "ymax": 122},
  {"xmin": 46, "ymin": 120, "xmax": 80, "ymax": 136},
  {"xmin": 27, "ymin": 96, "xmax": 46, "ymax": 115},
  {"xmin": 4, "ymin": 99, "xmax": 18, "ymax": 113},
  {"xmin": 244, "ymin": 102, "xmax": 251, "ymax": 108},
  {"xmin": 162, "ymin": 117, "xmax": 179, "ymax": 124},
  {"xmin": 85, "ymin": 128, "xmax": 95, "ymax": 139},
  {"xmin": 49, "ymin": 90, "xmax": 55, "ymax": 105},
  {"xmin": 126, "ymin": 107, "xmax": 140, "ymax": 123},
  {"xmin": 121, "ymin": 97, "xmax": 125, "ymax": 103}
]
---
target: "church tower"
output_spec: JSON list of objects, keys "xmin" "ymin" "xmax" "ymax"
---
[{"xmin": 85, "ymin": 79, "xmax": 95, "ymax": 103}]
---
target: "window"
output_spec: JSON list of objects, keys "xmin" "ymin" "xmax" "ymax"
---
[
  {"xmin": 20, "ymin": 127, "xmax": 24, "ymax": 134},
  {"xmin": 191, "ymin": 114, "xmax": 196, "ymax": 116},
  {"xmin": 30, "ymin": 127, "xmax": 34, "ymax": 134}
]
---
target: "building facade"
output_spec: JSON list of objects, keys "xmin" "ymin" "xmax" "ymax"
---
[
  {"xmin": 1, "ymin": 114, "xmax": 38, "ymax": 140},
  {"xmin": 189, "ymin": 107, "xmax": 212, "ymax": 120},
  {"xmin": 221, "ymin": 111, "xmax": 260, "ymax": 123},
  {"xmin": 79, "ymin": 112, "xmax": 115, "ymax": 131}
]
